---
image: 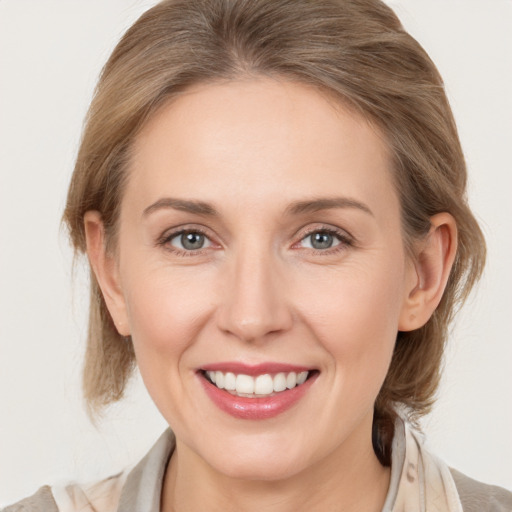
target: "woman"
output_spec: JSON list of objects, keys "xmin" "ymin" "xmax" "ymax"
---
[{"xmin": 3, "ymin": 0, "xmax": 511, "ymax": 510}]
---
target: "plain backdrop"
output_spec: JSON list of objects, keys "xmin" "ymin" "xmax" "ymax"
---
[{"xmin": 0, "ymin": 0, "xmax": 511, "ymax": 506}]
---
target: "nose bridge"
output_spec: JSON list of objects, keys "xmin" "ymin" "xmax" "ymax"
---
[{"xmin": 217, "ymin": 238, "xmax": 292, "ymax": 342}]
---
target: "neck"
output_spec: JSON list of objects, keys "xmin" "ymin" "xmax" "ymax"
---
[{"xmin": 161, "ymin": 420, "xmax": 390, "ymax": 512}]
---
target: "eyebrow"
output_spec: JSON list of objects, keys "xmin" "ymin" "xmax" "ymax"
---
[
  {"xmin": 143, "ymin": 198, "xmax": 219, "ymax": 217},
  {"xmin": 285, "ymin": 197, "xmax": 374, "ymax": 217},
  {"xmin": 142, "ymin": 196, "xmax": 373, "ymax": 218}
]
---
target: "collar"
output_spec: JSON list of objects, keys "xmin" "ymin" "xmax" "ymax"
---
[
  {"xmin": 117, "ymin": 428, "xmax": 175, "ymax": 512},
  {"xmin": 116, "ymin": 417, "xmax": 461, "ymax": 512}
]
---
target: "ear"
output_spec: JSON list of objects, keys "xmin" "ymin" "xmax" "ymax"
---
[
  {"xmin": 84, "ymin": 211, "xmax": 130, "ymax": 336},
  {"xmin": 398, "ymin": 213, "xmax": 458, "ymax": 331}
]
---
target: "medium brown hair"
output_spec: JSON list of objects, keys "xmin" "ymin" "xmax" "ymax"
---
[{"xmin": 63, "ymin": 0, "xmax": 485, "ymax": 462}]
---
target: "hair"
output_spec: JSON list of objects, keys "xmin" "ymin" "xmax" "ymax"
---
[{"xmin": 63, "ymin": 0, "xmax": 485, "ymax": 464}]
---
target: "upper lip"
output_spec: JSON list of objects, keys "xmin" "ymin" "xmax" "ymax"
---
[{"xmin": 200, "ymin": 362, "xmax": 315, "ymax": 376}]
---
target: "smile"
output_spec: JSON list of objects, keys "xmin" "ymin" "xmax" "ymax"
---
[
  {"xmin": 199, "ymin": 363, "xmax": 319, "ymax": 420},
  {"xmin": 205, "ymin": 370, "xmax": 309, "ymax": 397}
]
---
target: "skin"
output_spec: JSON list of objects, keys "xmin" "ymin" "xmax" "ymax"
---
[{"xmin": 85, "ymin": 78, "xmax": 457, "ymax": 512}]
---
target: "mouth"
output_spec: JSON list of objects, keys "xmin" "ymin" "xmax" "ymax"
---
[
  {"xmin": 198, "ymin": 364, "xmax": 319, "ymax": 419},
  {"xmin": 202, "ymin": 369, "xmax": 314, "ymax": 397}
]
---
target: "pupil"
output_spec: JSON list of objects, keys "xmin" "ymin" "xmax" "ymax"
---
[
  {"xmin": 312, "ymin": 232, "xmax": 333, "ymax": 249},
  {"xmin": 181, "ymin": 232, "xmax": 204, "ymax": 250}
]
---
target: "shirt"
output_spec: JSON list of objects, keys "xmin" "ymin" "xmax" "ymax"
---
[{"xmin": 4, "ymin": 419, "xmax": 512, "ymax": 511}]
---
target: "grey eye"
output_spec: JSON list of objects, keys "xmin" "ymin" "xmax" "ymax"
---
[
  {"xmin": 301, "ymin": 231, "xmax": 341, "ymax": 250},
  {"xmin": 310, "ymin": 232, "xmax": 334, "ymax": 249},
  {"xmin": 171, "ymin": 231, "xmax": 211, "ymax": 251},
  {"xmin": 182, "ymin": 232, "xmax": 205, "ymax": 250}
]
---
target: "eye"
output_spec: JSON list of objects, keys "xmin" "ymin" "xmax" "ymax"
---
[
  {"xmin": 168, "ymin": 230, "xmax": 212, "ymax": 251},
  {"xmin": 302, "ymin": 231, "xmax": 340, "ymax": 250},
  {"xmin": 296, "ymin": 227, "xmax": 352, "ymax": 252},
  {"xmin": 302, "ymin": 231, "xmax": 339, "ymax": 250}
]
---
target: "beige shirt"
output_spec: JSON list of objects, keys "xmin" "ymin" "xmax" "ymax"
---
[{"xmin": 3, "ymin": 420, "xmax": 512, "ymax": 512}]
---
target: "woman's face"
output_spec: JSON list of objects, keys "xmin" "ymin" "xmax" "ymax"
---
[{"xmin": 109, "ymin": 78, "xmax": 418, "ymax": 479}]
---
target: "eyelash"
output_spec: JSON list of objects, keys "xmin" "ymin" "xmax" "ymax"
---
[
  {"xmin": 157, "ymin": 225, "xmax": 354, "ymax": 257},
  {"xmin": 157, "ymin": 227, "xmax": 213, "ymax": 257},
  {"xmin": 292, "ymin": 226, "xmax": 354, "ymax": 257}
]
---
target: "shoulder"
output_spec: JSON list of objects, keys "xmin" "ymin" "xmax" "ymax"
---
[
  {"xmin": 2, "ymin": 429, "xmax": 174, "ymax": 512},
  {"xmin": 1, "ymin": 471, "xmax": 128, "ymax": 512},
  {"xmin": 1, "ymin": 485, "xmax": 58, "ymax": 512},
  {"xmin": 450, "ymin": 468, "xmax": 512, "ymax": 512}
]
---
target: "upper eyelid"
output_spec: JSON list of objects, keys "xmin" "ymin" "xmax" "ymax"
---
[
  {"xmin": 157, "ymin": 223, "xmax": 353, "ymax": 250},
  {"xmin": 295, "ymin": 223, "xmax": 353, "ymax": 241},
  {"xmin": 159, "ymin": 224, "xmax": 214, "ymax": 241},
  {"xmin": 158, "ymin": 228, "xmax": 217, "ymax": 255}
]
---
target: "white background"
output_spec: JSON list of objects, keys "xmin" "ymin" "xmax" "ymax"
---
[{"xmin": 0, "ymin": 0, "xmax": 511, "ymax": 506}]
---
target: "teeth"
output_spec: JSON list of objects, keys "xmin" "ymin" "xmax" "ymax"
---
[
  {"xmin": 297, "ymin": 371, "xmax": 308, "ymax": 385},
  {"xmin": 224, "ymin": 372, "xmax": 236, "ymax": 391},
  {"xmin": 215, "ymin": 371, "xmax": 225, "ymax": 389},
  {"xmin": 254, "ymin": 374, "xmax": 274, "ymax": 395},
  {"xmin": 286, "ymin": 372, "xmax": 297, "ymax": 389},
  {"xmin": 236, "ymin": 374, "xmax": 255, "ymax": 394},
  {"xmin": 205, "ymin": 370, "xmax": 310, "ymax": 397},
  {"xmin": 274, "ymin": 372, "xmax": 287, "ymax": 392}
]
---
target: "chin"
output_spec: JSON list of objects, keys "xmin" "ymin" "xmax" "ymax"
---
[
  {"xmin": 201, "ymin": 434, "xmax": 312, "ymax": 482},
  {"xmin": 217, "ymin": 455, "xmax": 305, "ymax": 482}
]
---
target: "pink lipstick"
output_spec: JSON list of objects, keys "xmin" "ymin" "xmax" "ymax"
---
[{"xmin": 198, "ymin": 362, "xmax": 318, "ymax": 420}]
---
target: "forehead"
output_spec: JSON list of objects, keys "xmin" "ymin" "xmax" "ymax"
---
[{"xmin": 127, "ymin": 78, "xmax": 397, "ymax": 216}]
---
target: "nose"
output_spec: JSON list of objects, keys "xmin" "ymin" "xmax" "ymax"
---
[{"xmin": 216, "ymin": 246, "xmax": 293, "ymax": 344}]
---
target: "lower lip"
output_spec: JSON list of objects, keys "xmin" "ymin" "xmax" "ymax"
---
[{"xmin": 199, "ymin": 372, "xmax": 318, "ymax": 420}]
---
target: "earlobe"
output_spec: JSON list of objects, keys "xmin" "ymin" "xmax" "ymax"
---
[
  {"xmin": 84, "ymin": 211, "xmax": 130, "ymax": 336},
  {"xmin": 398, "ymin": 213, "xmax": 458, "ymax": 332}
]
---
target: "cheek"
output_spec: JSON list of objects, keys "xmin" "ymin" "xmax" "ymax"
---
[
  {"xmin": 293, "ymin": 256, "xmax": 406, "ymax": 380},
  {"xmin": 121, "ymin": 262, "xmax": 216, "ymax": 364},
  {"xmin": 120, "ymin": 265, "xmax": 219, "ymax": 423}
]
